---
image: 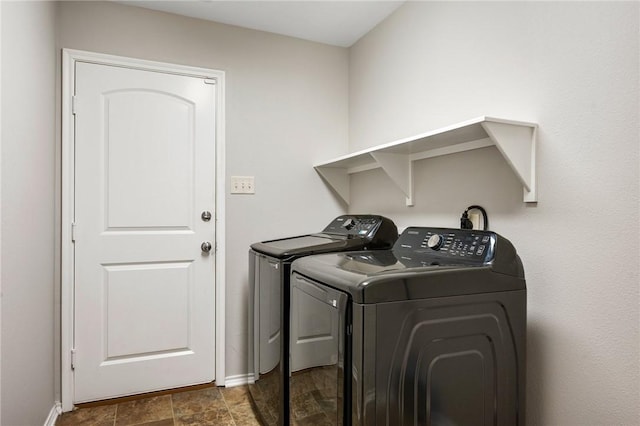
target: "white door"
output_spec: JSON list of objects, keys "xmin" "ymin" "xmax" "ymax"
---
[{"xmin": 73, "ymin": 61, "xmax": 216, "ymax": 403}]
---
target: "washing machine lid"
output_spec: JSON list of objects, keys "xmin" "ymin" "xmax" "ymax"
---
[
  {"xmin": 291, "ymin": 227, "xmax": 525, "ymax": 304},
  {"xmin": 251, "ymin": 234, "xmax": 354, "ymax": 259},
  {"xmin": 250, "ymin": 214, "xmax": 399, "ymax": 259}
]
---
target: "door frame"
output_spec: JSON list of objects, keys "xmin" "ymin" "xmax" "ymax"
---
[{"xmin": 61, "ymin": 49, "xmax": 226, "ymax": 411}]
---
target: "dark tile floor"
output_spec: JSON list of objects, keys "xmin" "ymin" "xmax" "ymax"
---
[{"xmin": 57, "ymin": 385, "xmax": 261, "ymax": 426}]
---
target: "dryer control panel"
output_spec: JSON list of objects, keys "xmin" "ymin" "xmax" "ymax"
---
[{"xmin": 396, "ymin": 227, "xmax": 497, "ymax": 263}]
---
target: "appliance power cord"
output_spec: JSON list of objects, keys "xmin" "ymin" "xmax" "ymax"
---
[{"xmin": 460, "ymin": 205, "xmax": 489, "ymax": 230}]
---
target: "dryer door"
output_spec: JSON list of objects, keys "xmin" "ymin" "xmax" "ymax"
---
[
  {"xmin": 290, "ymin": 272, "xmax": 349, "ymax": 425},
  {"xmin": 257, "ymin": 254, "xmax": 282, "ymax": 374}
]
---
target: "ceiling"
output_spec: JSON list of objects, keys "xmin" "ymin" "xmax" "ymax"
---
[{"xmin": 117, "ymin": 1, "xmax": 405, "ymax": 47}]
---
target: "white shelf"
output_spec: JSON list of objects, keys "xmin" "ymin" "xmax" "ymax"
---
[{"xmin": 315, "ymin": 116, "xmax": 538, "ymax": 205}]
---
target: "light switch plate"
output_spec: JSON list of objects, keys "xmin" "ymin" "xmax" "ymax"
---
[{"xmin": 231, "ymin": 176, "xmax": 255, "ymax": 194}]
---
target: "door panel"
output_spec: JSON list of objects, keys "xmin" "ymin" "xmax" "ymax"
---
[
  {"xmin": 104, "ymin": 261, "xmax": 191, "ymax": 359},
  {"xmin": 105, "ymin": 90, "xmax": 194, "ymax": 229},
  {"xmin": 74, "ymin": 62, "xmax": 216, "ymax": 402}
]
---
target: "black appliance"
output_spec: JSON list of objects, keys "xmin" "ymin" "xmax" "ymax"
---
[
  {"xmin": 289, "ymin": 227, "xmax": 526, "ymax": 425},
  {"xmin": 248, "ymin": 215, "xmax": 398, "ymax": 425}
]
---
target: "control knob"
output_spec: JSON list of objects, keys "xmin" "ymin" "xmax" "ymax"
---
[
  {"xmin": 342, "ymin": 218, "xmax": 356, "ymax": 230},
  {"xmin": 427, "ymin": 234, "xmax": 444, "ymax": 251}
]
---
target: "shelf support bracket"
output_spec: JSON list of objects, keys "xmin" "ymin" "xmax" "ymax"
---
[
  {"xmin": 481, "ymin": 121, "xmax": 537, "ymax": 202},
  {"xmin": 371, "ymin": 152, "xmax": 414, "ymax": 206},
  {"xmin": 315, "ymin": 166, "xmax": 349, "ymax": 205}
]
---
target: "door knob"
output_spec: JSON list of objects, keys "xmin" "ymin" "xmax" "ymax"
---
[
  {"xmin": 201, "ymin": 242, "xmax": 212, "ymax": 253},
  {"xmin": 201, "ymin": 211, "xmax": 212, "ymax": 222}
]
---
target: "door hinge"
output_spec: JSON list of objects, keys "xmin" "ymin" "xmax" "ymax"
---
[
  {"xmin": 71, "ymin": 348, "xmax": 76, "ymax": 370},
  {"xmin": 72, "ymin": 96, "xmax": 78, "ymax": 115},
  {"xmin": 71, "ymin": 222, "xmax": 77, "ymax": 242},
  {"xmin": 204, "ymin": 79, "xmax": 216, "ymax": 85}
]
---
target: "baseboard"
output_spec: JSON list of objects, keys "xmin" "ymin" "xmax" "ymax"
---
[
  {"xmin": 224, "ymin": 373, "xmax": 253, "ymax": 388},
  {"xmin": 44, "ymin": 402, "xmax": 62, "ymax": 426}
]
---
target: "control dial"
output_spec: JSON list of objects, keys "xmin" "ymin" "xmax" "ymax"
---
[
  {"xmin": 427, "ymin": 234, "xmax": 444, "ymax": 251},
  {"xmin": 342, "ymin": 218, "xmax": 356, "ymax": 230}
]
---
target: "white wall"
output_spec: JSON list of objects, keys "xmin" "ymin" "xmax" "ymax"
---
[
  {"xmin": 1, "ymin": 1, "xmax": 58, "ymax": 425},
  {"xmin": 348, "ymin": 2, "xmax": 639, "ymax": 425},
  {"xmin": 57, "ymin": 1, "xmax": 348, "ymax": 381}
]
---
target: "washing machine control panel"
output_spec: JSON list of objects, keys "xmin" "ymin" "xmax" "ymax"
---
[
  {"xmin": 322, "ymin": 215, "xmax": 393, "ymax": 239},
  {"xmin": 397, "ymin": 227, "xmax": 496, "ymax": 263}
]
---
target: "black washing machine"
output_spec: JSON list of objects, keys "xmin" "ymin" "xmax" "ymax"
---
[
  {"xmin": 289, "ymin": 226, "xmax": 526, "ymax": 425},
  {"xmin": 248, "ymin": 215, "xmax": 398, "ymax": 425}
]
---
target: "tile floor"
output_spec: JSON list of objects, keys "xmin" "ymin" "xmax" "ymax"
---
[{"xmin": 57, "ymin": 385, "xmax": 261, "ymax": 426}]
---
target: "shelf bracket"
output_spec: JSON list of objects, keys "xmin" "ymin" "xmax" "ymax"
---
[
  {"xmin": 371, "ymin": 152, "xmax": 414, "ymax": 206},
  {"xmin": 481, "ymin": 120, "xmax": 537, "ymax": 202},
  {"xmin": 315, "ymin": 166, "xmax": 349, "ymax": 204}
]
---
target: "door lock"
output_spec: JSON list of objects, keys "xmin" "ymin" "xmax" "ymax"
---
[{"xmin": 201, "ymin": 211, "xmax": 212, "ymax": 222}]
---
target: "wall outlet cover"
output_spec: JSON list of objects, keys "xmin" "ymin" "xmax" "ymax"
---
[{"xmin": 231, "ymin": 176, "xmax": 255, "ymax": 194}]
